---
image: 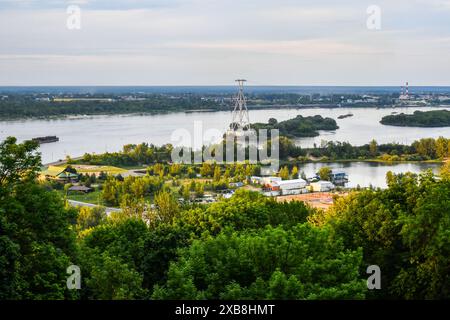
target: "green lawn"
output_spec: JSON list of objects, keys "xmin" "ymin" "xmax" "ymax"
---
[
  {"xmin": 59, "ymin": 189, "xmax": 104, "ymax": 205},
  {"xmin": 46, "ymin": 164, "xmax": 128, "ymax": 176}
]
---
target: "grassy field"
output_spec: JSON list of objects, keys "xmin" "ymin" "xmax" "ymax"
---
[
  {"xmin": 44, "ymin": 164, "xmax": 128, "ymax": 176},
  {"xmin": 59, "ymin": 189, "xmax": 104, "ymax": 205}
]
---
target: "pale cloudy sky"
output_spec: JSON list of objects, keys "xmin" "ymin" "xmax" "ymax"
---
[{"xmin": 0, "ymin": 0, "xmax": 450, "ymax": 85}]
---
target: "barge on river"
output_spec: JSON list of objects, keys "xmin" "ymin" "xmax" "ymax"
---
[{"xmin": 32, "ymin": 136, "xmax": 59, "ymax": 144}]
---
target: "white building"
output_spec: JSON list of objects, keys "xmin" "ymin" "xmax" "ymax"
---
[
  {"xmin": 273, "ymin": 179, "xmax": 308, "ymax": 196},
  {"xmin": 310, "ymin": 181, "xmax": 335, "ymax": 192},
  {"xmin": 261, "ymin": 176, "xmax": 282, "ymax": 185},
  {"xmin": 250, "ymin": 176, "xmax": 262, "ymax": 184},
  {"xmin": 262, "ymin": 190, "xmax": 281, "ymax": 197}
]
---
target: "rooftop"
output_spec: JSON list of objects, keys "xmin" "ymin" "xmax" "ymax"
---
[
  {"xmin": 68, "ymin": 185, "xmax": 93, "ymax": 192},
  {"xmin": 274, "ymin": 179, "xmax": 307, "ymax": 186}
]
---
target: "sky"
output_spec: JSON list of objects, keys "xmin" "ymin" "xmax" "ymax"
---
[{"xmin": 0, "ymin": 0, "xmax": 450, "ymax": 86}]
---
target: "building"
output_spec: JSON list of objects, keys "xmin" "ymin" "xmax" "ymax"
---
[
  {"xmin": 273, "ymin": 179, "xmax": 308, "ymax": 195},
  {"xmin": 329, "ymin": 170, "xmax": 349, "ymax": 184},
  {"xmin": 261, "ymin": 176, "xmax": 282, "ymax": 185},
  {"xmin": 194, "ymin": 194, "xmax": 216, "ymax": 204},
  {"xmin": 262, "ymin": 178, "xmax": 308, "ymax": 196},
  {"xmin": 221, "ymin": 190, "xmax": 235, "ymax": 199},
  {"xmin": 250, "ymin": 176, "xmax": 262, "ymax": 184},
  {"xmin": 68, "ymin": 185, "xmax": 93, "ymax": 193},
  {"xmin": 313, "ymin": 169, "xmax": 348, "ymax": 185},
  {"xmin": 41, "ymin": 166, "xmax": 79, "ymax": 183},
  {"xmin": 55, "ymin": 171, "xmax": 79, "ymax": 183},
  {"xmin": 229, "ymin": 182, "xmax": 244, "ymax": 188},
  {"xmin": 250, "ymin": 176, "xmax": 282, "ymax": 186},
  {"xmin": 310, "ymin": 181, "xmax": 335, "ymax": 192}
]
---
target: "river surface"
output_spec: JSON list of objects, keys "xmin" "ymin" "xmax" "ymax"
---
[
  {"xmin": 298, "ymin": 161, "xmax": 441, "ymax": 189},
  {"xmin": 0, "ymin": 106, "xmax": 448, "ymax": 188}
]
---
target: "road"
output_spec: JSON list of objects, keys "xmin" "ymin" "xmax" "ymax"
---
[
  {"xmin": 43, "ymin": 156, "xmax": 83, "ymax": 167},
  {"xmin": 68, "ymin": 200, "xmax": 121, "ymax": 215}
]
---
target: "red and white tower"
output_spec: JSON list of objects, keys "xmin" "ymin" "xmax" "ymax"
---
[{"xmin": 399, "ymin": 81, "xmax": 410, "ymax": 101}]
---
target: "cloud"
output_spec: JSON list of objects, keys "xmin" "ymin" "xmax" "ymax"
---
[
  {"xmin": 0, "ymin": 0, "xmax": 184, "ymax": 10},
  {"xmin": 416, "ymin": 0, "xmax": 450, "ymax": 10},
  {"xmin": 0, "ymin": 0, "xmax": 449, "ymax": 85}
]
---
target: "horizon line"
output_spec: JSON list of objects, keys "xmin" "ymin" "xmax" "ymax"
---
[{"xmin": 2, "ymin": 84, "xmax": 450, "ymax": 88}]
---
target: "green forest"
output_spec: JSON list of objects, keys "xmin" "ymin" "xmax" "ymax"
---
[
  {"xmin": 252, "ymin": 115, "xmax": 339, "ymax": 138},
  {"xmin": 72, "ymin": 136, "xmax": 450, "ymax": 168},
  {"xmin": 1, "ymin": 137, "xmax": 449, "ymax": 300},
  {"xmin": 380, "ymin": 110, "xmax": 450, "ymax": 127},
  {"xmin": 0, "ymin": 96, "xmax": 219, "ymax": 120},
  {"xmin": 0, "ymin": 92, "xmax": 399, "ymax": 120}
]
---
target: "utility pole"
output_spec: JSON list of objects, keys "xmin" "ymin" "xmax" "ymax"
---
[{"xmin": 230, "ymin": 79, "xmax": 251, "ymax": 132}]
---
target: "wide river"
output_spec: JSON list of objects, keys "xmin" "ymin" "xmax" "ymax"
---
[{"xmin": 0, "ymin": 106, "xmax": 448, "ymax": 188}]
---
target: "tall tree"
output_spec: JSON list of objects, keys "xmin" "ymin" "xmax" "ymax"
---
[
  {"xmin": 152, "ymin": 190, "xmax": 180, "ymax": 223},
  {"xmin": 436, "ymin": 137, "xmax": 449, "ymax": 159},
  {"xmin": 0, "ymin": 137, "xmax": 41, "ymax": 189},
  {"xmin": 318, "ymin": 167, "xmax": 332, "ymax": 181},
  {"xmin": 291, "ymin": 166, "xmax": 299, "ymax": 179},
  {"xmin": 213, "ymin": 166, "xmax": 221, "ymax": 182},
  {"xmin": 0, "ymin": 137, "xmax": 78, "ymax": 299},
  {"xmin": 369, "ymin": 139, "xmax": 378, "ymax": 157},
  {"xmin": 278, "ymin": 166, "xmax": 290, "ymax": 180}
]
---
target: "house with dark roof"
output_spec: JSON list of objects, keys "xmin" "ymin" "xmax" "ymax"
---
[{"xmin": 68, "ymin": 185, "xmax": 93, "ymax": 193}]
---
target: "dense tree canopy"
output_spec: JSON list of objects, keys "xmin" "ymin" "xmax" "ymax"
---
[
  {"xmin": 152, "ymin": 224, "xmax": 366, "ymax": 299},
  {"xmin": 380, "ymin": 110, "xmax": 450, "ymax": 127},
  {"xmin": 1, "ymin": 135, "xmax": 449, "ymax": 300},
  {"xmin": 0, "ymin": 137, "xmax": 78, "ymax": 299},
  {"xmin": 252, "ymin": 115, "xmax": 339, "ymax": 138},
  {"xmin": 318, "ymin": 170, "xmax": 450, "ymax": 299}
]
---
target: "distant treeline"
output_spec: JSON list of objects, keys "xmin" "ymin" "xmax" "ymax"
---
[
  {"xmin": 0, "ymin": 91, "xmax": 413, "ymax": 120},
  {"xmin": 302, "ymin": 137, "xmax": 450, "ymax": 162},
  {"xmin": 380, "ymin": 110, "xmax": 450, "ymax": 127},
  {"xmin": 73, "ymin": 136, "xmax": 450, "ymax": 168},
  {"xmin": 0, "ymin": 96, "xmax": 219, "ymax": 119}
]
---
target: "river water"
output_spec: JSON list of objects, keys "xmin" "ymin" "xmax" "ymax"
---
[
  {"xmin": 0, "ymin": 106, "xmax": 448, "ymax": 187},
  {"xmin": 298, "ymin": 161, "xmax": 441, "ymax": 189}
]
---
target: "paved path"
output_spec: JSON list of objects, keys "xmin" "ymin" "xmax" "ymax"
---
[{"xmin": 68, "ymin": 200, "xmax": 121, "ymax": 215}]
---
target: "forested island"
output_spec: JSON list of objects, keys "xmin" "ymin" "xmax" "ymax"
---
[
  {"xmin": 252, "ymin": 115, "xmax": 338, "ymax": 138},
  {"xmin": 380, "ymin": 110, "xmax": 450, "ymax": 127}
]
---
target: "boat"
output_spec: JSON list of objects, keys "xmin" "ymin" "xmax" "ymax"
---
[
  {"xmin": 337, "ymin": 113, "xmax": 354, "ymax": 119},
  {"xmin": 32, "ymin": 136, "xmax": 59, "ymax": 144}
]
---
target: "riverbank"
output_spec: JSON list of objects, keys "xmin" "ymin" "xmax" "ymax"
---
[
  {"xmin": 380, "ymin": 109, "xmax": 450, "ymax": 127},
  {"xmin": 3, "ymin": 106, "xmax": 449, "ymax": 164},
  {"xmin": 2, "ymin": 103, "xmax": 450, "ymax": 122},
  {"xmin": 283, "ymin": 158, "xmax": 444, "ymax": 165}
]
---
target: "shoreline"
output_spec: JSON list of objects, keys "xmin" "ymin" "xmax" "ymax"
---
[
  {"xmin": 282, "ymin": 159, "xmax": 444, "ymax": 166},
  {"xmin": 45, "ymin": 157, "xmax": 444, "ymax": 169},
  {"xmin": 1, "ymin": 104, "xmax": 450, "ymax": 122}
]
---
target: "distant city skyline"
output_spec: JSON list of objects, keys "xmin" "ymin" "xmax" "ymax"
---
[{"xmin": 1, "ymin": 0, "xmax": 450, "ymax": 86}]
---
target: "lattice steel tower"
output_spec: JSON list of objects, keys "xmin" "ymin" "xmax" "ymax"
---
[{"xmin": 230, "ymin": 79, "xmax": 251, "ymax": 131}]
